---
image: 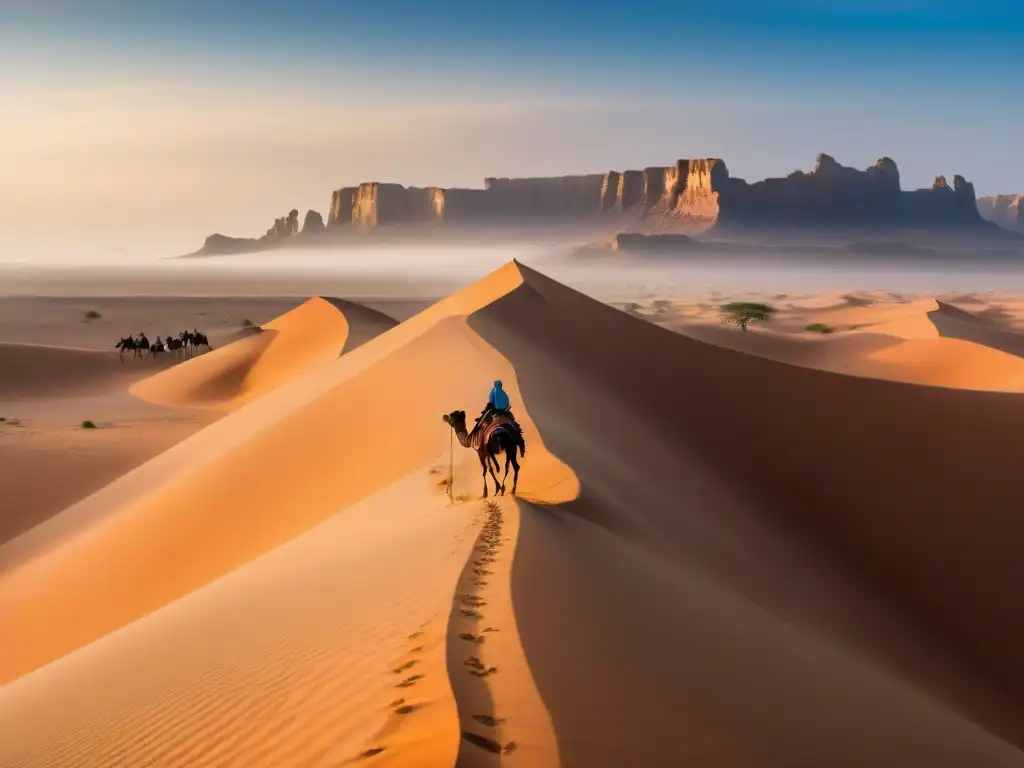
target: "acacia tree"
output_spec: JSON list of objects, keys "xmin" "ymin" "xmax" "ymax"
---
[{"xmin": 720, "ymin": 302, "xmax": 776, "ymax": 332}]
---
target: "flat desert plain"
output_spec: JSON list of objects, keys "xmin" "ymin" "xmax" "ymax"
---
[{"xmin": 4, "ymin": 261, "xmax": 1024, "ymax": 766}]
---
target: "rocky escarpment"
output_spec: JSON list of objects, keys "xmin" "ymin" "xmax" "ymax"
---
[
  {"xmin": 319, "ymin": 154, "xmax": 989, "ymax": 232},
  {"xmin": 193, "ymin": 152, "xmax": 998, "ymax": 255},
  {"xmin": 978, "ymin": 195, "xmax": 1024, "ymax": 233},
  {"xmin": 670, "ymin": 154, "xmax": 988, "ymax": 230}
]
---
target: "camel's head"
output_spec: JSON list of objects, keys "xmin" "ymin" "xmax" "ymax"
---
[{"xmin": 442, "ymin": 410, "xmax": 467, "ymax": 430}]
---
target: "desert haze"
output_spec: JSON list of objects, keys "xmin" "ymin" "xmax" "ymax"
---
[{"xmin": 3, "ymin": 254, "xmax": 1024, "ymax": 766}]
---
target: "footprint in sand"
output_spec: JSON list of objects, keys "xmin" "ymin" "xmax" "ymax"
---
[
  {"xmin": 392, "ymin": 660, "xmax": 418, "ymax": 674},
  {"xmin": 393, "ymin": 703, "xmax": 419, "ymax": 715},
  {"xmin": 472, "ymin": 714, "xmax": 504, "ymax": 727},
  {"xmin": 396, "ymin": 674, "xmax": 423, "ymax": 688},
  {"xmin": 360, "ymin": 746, "xmax": 386, "ymax": 758},
  {"xmin": 461, "ymin": 732, "xmax": 518, "ymax": 755}
]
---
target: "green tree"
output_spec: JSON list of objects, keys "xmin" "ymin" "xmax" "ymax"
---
[{"xmin": 720, "ymin": 302, "xmax": 776, "ymax": 332}]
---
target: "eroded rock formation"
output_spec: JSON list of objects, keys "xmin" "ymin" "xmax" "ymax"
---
[
  {"xmin": 197, "ymin": 152, "xmax": 997, "ymax": 256},
  {"xmin": 672, "ymin": 154, "xmax": 986, "ymax": 229},
  {"xmin": 264, "ymin": 209, "xmax": 300, "ymax": 239},
  {"xmin": 978, "ymin": 194, "xmax": 1024, "ymax": 233},
  {"xmin": 300, "ymin": 209, "xmax": 325, "ymax": 236}
]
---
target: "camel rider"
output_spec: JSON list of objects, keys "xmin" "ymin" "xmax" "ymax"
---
[{"xmin": 477, "ymin": 379, "xmax": 524, "ymax": 437}]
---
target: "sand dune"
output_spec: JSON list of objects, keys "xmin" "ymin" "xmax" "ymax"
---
[
  {"xmin": 0, "ymin": 342, "xmax": 152, "ymax": 399},
  {"xmin": 929, "ymin": 300, "xmax": 1024, "ymax": 358},
  {"xmin": 4, "ymin": 262, "xmax": 1024, "ymax": 766},
  {"xmin": 472, "ymin": 265, "xmax": 1024, "ymax": 764},
  {"xmin": 857, "ymin": 336, "xmax": 1024, "ymax": 391},
  {"xmin": 0, "ymin": 265, "xmax": 576, "ymax": 766},
  {"xmin": 131, "ymin": 296, "xmax": 395, "ymax": 409},
  {"xmin": 667, "ymin": 296, "xmax": 1024, "ymax": 393},
  {"xmin": 802, "ymin": 296, "xmax": 940, "ymax": 334}
]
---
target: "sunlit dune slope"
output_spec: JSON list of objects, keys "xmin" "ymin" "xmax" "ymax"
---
[
  {"xmin": 465, "ymin": 264, "xmax": 1024, "ymax": 765},
  {"xmin": 0, "ymin": 262, "xmax": 575, "ymax": 763},
  {"xmin": 0, "ymin": 342, "xmax": 146, "ymax": 399},
  {"xmin": 857, "ymin": 336, "xmax": 1024, "ymax": 391},
  {"xmin": 806, "ymin": 297, "xmax": 941, "ymax": 336},
  {"xmin": 130, "ymin": 296, "xmax": 396, "ymax": 410},
  {"xmin": 0, "ymin": 468, "xmax": 483, "ymax": 768},
  {"xmin": 675, "ymin": 322, "xmax": 904, "ymax": 368},
  {"xmin": 674, "ymin": 296, "xmax": 1024, "ymax": 393}
]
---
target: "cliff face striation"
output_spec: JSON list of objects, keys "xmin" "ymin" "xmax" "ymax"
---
[
  {"xmin": 978, "ymin": 195, "xmax": 1024, "ymax": 233},
  {"xmin": 193, "ymin": 152, "xmax": 997, "ymax": 255}
]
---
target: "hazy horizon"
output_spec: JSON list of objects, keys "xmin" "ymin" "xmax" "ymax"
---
[{"xmin": 2, "ymin": 1, "xmax": 1022, "ymax": 263}]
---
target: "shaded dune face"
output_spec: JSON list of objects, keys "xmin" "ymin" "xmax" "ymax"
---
[{"xmin": 469, "ymin": 265, "xmax": 1024, "ymax": 765}]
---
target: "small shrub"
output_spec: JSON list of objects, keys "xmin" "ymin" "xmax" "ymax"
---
[
  {"xmin": 80, "ymin": 420, "xmax": 98, "ymax": 429},
  {"xmin": 84, "ymin": 310, "xmax": 102, "ymax": 320},
  {"xmin": 241, "ymin": 318, "xmax": 255, "ymax": 328},
  {"xmin": 720, "ymin": 302, "xmax": 776, "ymax": 332},
  {"xmin": 805, "ymin": 323, "xmax": 834, "ymax": 334}
]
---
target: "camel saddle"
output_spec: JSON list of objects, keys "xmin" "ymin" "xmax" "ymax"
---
[{"xmin": 470, "ymin": 413, "xmax": 515, "ymax": 452}]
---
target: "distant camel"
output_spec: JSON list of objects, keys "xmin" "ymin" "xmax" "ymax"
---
[
  {"xmin": 177, "ymin": 329, "xmax": 212, "ymax": 358},
  {"xmin": 115, "ymin": 336, "xmax": 135, "ymax": 361},
  {"xmin": 114, "ymin": 333, "xmax": 149, "ymax": 361},
  {"xmin": 443, "ymin": 409, "xmax": 524, "ymax": 498},
  {"xmin": 165, "ymin": 336, "xmax": 184, "ymax": 358},
  {"xmin": 148, "ymin": 337, "xmax": 165, "ymax": 360},
  {"xmin": 134, "ymin": 333, "xmax": 150, "ymax": 359}
]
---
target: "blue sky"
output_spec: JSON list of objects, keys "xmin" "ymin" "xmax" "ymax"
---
[{"xmin": 1, "ymin": 1, "xmax": 1022, "ymax": 256}]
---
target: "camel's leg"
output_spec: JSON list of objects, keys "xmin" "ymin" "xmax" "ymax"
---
[
  {"xmin": 487, "ymin": 453, "xmax": 503, "ymax": 496},
  {"xmin": 509, "ymin": 452, "xmax": 520, "ymax": 496},
  {"xmin": 479, "ymin": 453, "xmax": 489, "ymax": 499},
  {"xmin": 502, "ymin": 454, "xmax": 512, "ymax": 492}
]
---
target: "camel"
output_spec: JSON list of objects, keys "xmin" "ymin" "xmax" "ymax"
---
[
  {"xmin": 114, "ymin": 333, "xmax": 149, "ymax": 361},
  {"xmin": 443, "ymin": 409, "xmax": 525, "ymax": 498},
  {"xmin": 115, "ymin": 336, "xmax": 136, "ymax": 362},
  {"xmin": 148, "ymin": 337, "xmax": 165, "ymax": 360},
  {"xmin": 176, "ymin": 329, "xmax": 212, "ymax": 358},
  {"xmin": 165, "ymin": 336, "xmax": 184, "ymax": 358}
]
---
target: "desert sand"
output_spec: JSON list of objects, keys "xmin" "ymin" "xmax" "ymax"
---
[{"xmin": 3, "ymin": 262, "xmax": 1024, "ymax": 765}]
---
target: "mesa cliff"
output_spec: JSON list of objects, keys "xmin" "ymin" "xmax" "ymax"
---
[
  {"xmin": 978, "ymin": 194, "xmax": 1024, "ymax": 233},
  {"xmin": 193, "ymin": 153, "xmax": 999, "ymax": 256}
]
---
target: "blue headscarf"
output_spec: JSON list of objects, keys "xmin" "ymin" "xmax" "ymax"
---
[{"xmin": 489, "ymin": 380, "xmax": 510, "ymax": 410}]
